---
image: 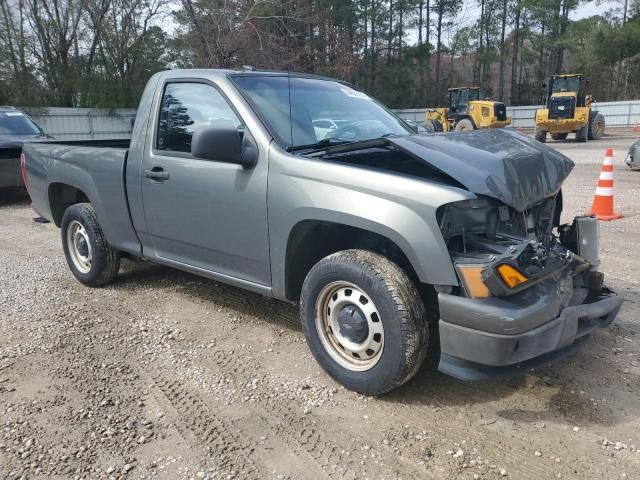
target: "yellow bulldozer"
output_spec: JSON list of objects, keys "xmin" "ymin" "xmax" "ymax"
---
[
  {"xmin": 424, "ymin": 87, "xmax": 511, "ymax": 132},
  {"xmin": 534, "ymin": 74, "xmax": 605, "ymax": 142}
]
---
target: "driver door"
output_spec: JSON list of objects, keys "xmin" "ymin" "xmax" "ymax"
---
[{"xmin": 140, "ymin": 81, "xmax": 271, "ymax": 286}]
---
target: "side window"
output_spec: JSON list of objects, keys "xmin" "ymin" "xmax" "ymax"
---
[{"xmin": 156, "ymin": 82, "xmax": 243, "ymax": 153}]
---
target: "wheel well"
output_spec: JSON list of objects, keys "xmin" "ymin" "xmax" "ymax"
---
[
  {"xmin": 48, "ymin": 183, "xmax": 90, "ymax": 226},
  {"xmin": 284, "ymin": 220, "xmax": 424, "ymax": 303}
]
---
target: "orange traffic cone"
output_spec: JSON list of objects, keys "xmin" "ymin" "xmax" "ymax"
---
[{"xmin": 587, "ymin": 148, "xmax": 623, "ymax": 221}]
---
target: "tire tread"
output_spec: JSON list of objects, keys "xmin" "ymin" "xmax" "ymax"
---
[
  {"xmin": 62, "ymin": 203, "xmax": 120, "ymax": 287},
  {"xmin": 300, "ymin": 249, "xmax": 432, "ymax": 395}
]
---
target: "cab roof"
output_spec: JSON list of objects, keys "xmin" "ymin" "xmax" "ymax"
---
[{"xmin": 159, "ymin": 68, "xmax": 347, "ymax": 85}]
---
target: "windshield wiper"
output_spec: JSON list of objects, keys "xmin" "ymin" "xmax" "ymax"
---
[
  {"xmin": 286, "ymin": 138, "xmax": 353, "ymax": 152},
  {"xmin": 305, "ymin": 137, "xmax": 394, "ymax": 156}
]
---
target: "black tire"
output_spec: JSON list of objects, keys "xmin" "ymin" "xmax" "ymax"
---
[
  {"xmin": 575, "ymin": 123, "xmax": 588, "ymax": 142},
  {"xmin": 61, "ymin": 203, "xmax": 120, "ymax": 287},
  {"xmin": 588, "ymin": 112, "xmax": 605, "ymax": 140},
  {"xmin": 431, "ymin": 119, "xmax": 444, "ymax": 132},
  {"xmin": 534, "ymin": 128, "xmax": 547, "ymax": 143},
  {"xmin": 454, "ymin": 118, "xmax": 475, "ymax": 131},
  {"xmin": 551, "ymin": 133, "xmax": 568, "ymax": 141},
  {"xmin": 299, "ymin": 249, "xmax": 431, "ymax": 395}
]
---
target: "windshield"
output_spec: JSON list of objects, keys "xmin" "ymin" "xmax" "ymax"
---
[
  {"xmin": 551, "ymin": 77, "xmax": 580, "ymax": 93},
  {"xmin": 232, "ymin": 75, "xmax": 412, "ymax": 149},
  {"xmin": 449, "ymin": 88, "xmax": 480, "ymax": 107},
  {"xmin": 0, "ymin": 110, "xmax": 42, "ymax": 136}
]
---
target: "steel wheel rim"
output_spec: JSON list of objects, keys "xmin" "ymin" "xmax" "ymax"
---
[
  {"xmin": 315, "ymin": 281, "xmax": 384, "ymax": 372},
  {"xmin": 67, "ymin": 220, "xmax": 92, "ymax": 273}
]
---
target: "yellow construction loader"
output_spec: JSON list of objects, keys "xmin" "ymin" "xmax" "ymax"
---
[
  {"xmin": 534, "ymin": 74, "xmax": 605, "ymax": 142},
  {"xmin": 424, "ymin": 87, "xmax": 511, "ymax": 132}
]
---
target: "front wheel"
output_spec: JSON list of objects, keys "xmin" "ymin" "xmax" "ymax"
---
[
  {"xmin": 534, "ymin": 128, "xmax": 547, "ymax": 143},
  {"xmin": 299, "ymin": 250, "xmax": 430, "ymax": 395},
  {"xmin": 454, "ymin": 118, "xmax": 475, "ymax": 132},
  {"xmin": 588, "ymin": 112, "xmax": 605, "ymax": 140},
  {"xmin": 61, "ymin": 203, "xmax": 120, "ymax": 287}
]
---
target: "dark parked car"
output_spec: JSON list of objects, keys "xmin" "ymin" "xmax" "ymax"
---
[
  {"xmin": 625, "ymin": 138, "xmax": 640, "ymax": 170},
  {"xmin": 0, "ymin": 106, "xmax": 49, "ymax": 190}
]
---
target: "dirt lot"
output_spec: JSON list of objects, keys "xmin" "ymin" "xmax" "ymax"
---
[{"xmin": 1, "ymin": 132, "xmax": 639, "ymax": 480}]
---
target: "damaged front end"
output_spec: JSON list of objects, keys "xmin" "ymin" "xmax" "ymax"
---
[
  {"xmin": 438, "ymin": 194, "xmax": 603, "ymax": 301},
  {"xmin": 435, "ymin": 194, "xmax": 622, "ymax": 381}
]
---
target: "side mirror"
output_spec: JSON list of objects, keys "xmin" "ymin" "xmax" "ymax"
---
[{"xmin": 191, "ymin": 122, "xmax": 257, "ymax": 168}]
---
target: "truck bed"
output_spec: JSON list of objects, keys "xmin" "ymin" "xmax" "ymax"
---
[{"xmin": 22, "ymin": 139, "xmax": 141, "ymax": 256}]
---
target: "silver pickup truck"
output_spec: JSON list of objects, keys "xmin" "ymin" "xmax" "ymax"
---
[{"xmin": 22, "ymin": 69, "xmax": 622, "ymax": 394}]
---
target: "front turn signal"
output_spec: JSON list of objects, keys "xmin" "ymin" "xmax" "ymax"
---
[
  {"xmin": 456, "ymin": 265, "xmax": 490, "ymax": 299},
  {"xmin": 497, "ymin": 264, "xmax": 528, "ymax": 288}
]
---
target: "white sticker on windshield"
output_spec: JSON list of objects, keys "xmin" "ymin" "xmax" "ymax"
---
[
  {"xmin": 341, "ymin": 87, "xmax": 371, "ymax": 100},
  {"xmin": 4, "ymin": 112, "xmax": 24, "ymax": 116}
]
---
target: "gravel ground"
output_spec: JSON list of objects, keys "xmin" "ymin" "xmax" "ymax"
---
[{"xmin": 1, "ymin": 131, "xmax": 639, "ymax": 480}]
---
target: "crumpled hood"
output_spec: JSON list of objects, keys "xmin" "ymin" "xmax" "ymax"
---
[{"xmin": 390, "ymin": 129, "xmax": 574, "ymax": 211}]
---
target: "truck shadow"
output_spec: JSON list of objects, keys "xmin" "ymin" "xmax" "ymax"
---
[
  {"xmin": 114, "ymin": 259, "xmax": 638, "ymax": 425},
  {"xmin": 115, "ymin": 260, "xmax": 520, "ymax": 406},
  {"xmin": 492, "ymin": 334, "xmax": 640, "ymax": 429},
  {"xmin": 116, "ymin": 259, "xmax": 302, "ymax": 331}
]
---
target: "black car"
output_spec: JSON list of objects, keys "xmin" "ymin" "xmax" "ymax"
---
[{"xmin": 0, "ymin": 106, "xmax": 49, "ymax": 190}]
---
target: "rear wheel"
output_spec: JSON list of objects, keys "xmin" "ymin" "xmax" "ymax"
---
[
  {"xmin": 61, "ymin": 203, "xmax": 120, "ymax": 287},
  {"xmin": 299, "ymin": 250, "xmax": 430, "ymax": 395},
  {"xmin": 454, "ymin": 118, "xmax": 475, "ymax": 131},
  {"xmin": 575, "ymin": 123, "xmax": 588, "ymax": 142},
  {"xmin": 551, "ymin": 133, "xmax": 568, "ymax": 141},
  {"xmin": 534, "ymin": 129, "xmax": 547, "ymax": 143},
  {"xmin": 588, "ymin": 112, "xmax": 605, "ymax": 140}
]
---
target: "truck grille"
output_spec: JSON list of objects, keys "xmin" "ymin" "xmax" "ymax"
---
[
  {"xmin": 549, "ymin": 96, "xmax": 575, "ymax": 119},
  {"xmin": 494, "ymin": 103, "xmax": 507, "ymax": 121}
]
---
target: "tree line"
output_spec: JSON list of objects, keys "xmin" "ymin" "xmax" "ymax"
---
[{"xmin": 1, "ymin": 0, "xmax": 638, "ymax": 110}]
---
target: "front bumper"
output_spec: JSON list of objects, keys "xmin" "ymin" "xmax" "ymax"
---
[
  {"xmin": 481, "ymin": 118, "xmax": 511, "ymax": 129},
  {"xmin": 0, "ymin": 157, "xmax": 24, "ymax": 189},
  {"xmin": 536, "ymin": 119, "xmax": 585, "ymax": 133},
  {"xmin": 437, "ymin": 278, "xmax": 622, "ymax": 381}
]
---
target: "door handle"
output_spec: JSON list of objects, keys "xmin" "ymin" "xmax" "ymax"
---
[{"xmin": 144, "ymin": 167, "xmax": 170, "ymax": 181}]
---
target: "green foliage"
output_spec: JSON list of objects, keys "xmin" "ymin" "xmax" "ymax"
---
[{"xmin": 0, "ymin": 0, "xmax": 639, "ymax": 108}]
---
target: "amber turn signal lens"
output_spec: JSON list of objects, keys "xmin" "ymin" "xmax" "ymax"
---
[
  {"xmin": 456, "ymin": 265, "xmax": 490, "ymax": 299},
  {"xmin": 497, "ymin": 264, "xmax": 528, "ymax": 288}
]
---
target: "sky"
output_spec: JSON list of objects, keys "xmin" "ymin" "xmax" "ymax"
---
[
  {"xmin": 458, "ymin": 0, "xmax": 615, "ymax": 27},
  {"xmin": 420, "ymin": 0, "xmax": 618, "ymax": 46},
  {"xmin": 572, "ymin": 1, "xmax": 619, "ymax": 19}
]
